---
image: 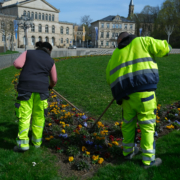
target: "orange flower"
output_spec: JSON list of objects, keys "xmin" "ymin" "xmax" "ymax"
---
[
  {"xmin": 98, "ymin": 158, "xmax": 104, "ymax": 164},
  {"xmin": 82, "ymin": 146, "xmax": 87, "ymax": 152},
  {"xmin": 108, "ymin": 143, "xmax": 112, "ymax": 147},
  {"xmin": 49, "ymin": 136, "xmax": 54, "ymax": 139}
]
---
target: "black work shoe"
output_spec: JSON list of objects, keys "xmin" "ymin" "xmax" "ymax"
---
[
  {"xmin": 124, "ymin": 147, "xmax": 139, "ymax": 160},
  {"xmin": 143, "ymin": 158, "xmax": 162, "ymax": 169},
  {"xmin": 13, "ymin": 146, "xmax": 29, "ymax": 153}
]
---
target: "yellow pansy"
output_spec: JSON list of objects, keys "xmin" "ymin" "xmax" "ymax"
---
[
  {"xmin": 98, "ymin": 158, "xmax": 104, "ymax": 164},
  {"xmin": 68, "ymin": 156, "xmax": 74, "ymax": 162},
  {"xmin": 82, "ymin": 146, "xmax": 87, "ymax": 152},
  {"xmin": 61, "ymin": 129, "xmax": 65, "ymax": 133}
]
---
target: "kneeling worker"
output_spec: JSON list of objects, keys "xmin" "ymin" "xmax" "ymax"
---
[
  {"xmin": 13, "ymin": 41, "xmax": 57, "ymax": 152},
  {"xmin": 106, "ymin": 32, "xmax": 171, "ymax": 168}
]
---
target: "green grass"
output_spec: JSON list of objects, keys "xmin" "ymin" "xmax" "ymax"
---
[
  {"xmin": 0, "ymin": 50, "xmax": 19, "ymax": 55},
  {"xmin": 55, "ymin": 54, "xmax": 180, "ymax": 121},
  {"xmin": 0, "ymin": 54, "xmax": 180, "ymax": 179}
]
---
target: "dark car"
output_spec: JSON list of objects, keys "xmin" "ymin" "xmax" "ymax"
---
[{"xmin": 68, "ymin": 45, "xmax": 77, "ymax": 49}]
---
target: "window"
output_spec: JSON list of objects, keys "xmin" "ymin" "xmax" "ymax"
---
[
  {"xmin": 112, "ymin": 24, "xmax": 115, "ymax": 28},
  {"xmin": 42, "ymin": 13, "xmax": 44, "ymax": 20},
  {"xmin": 61, "ymin": 38, "xmax": 63, "ymax": 43},
  {"xmin": 101, "ymin": 23, "xmax": 104, "ymax": 28},
  {"xmin": 52, "ymin": 25, "xmax": 55, "ymax": 33},
  {"xmin": 31, "ymin": 24, "xmax": 35, "ymax": 32},
  {"xmin": 130, "ymin": 24, "xmax": 133, "ymax": 29},
  {"xmin": 106, "ymin": 41, "xmax": 109, "ymax": 46},
  {"xmin": 39, "ymin": 13, "xmax": 41, "ymax": 20},
  {"xmin": 35, "ymin": 12, "xmax": 37, "ymax": 19},
  {"xmin": 23, "ymin": 10, "xmax": 26, "ymax": 15},
  {"xmin": 46, "ymin": 14, "xmax": 48, "ymax": 21},
  {"xmin": 39, "ymin": 36, "xmax": 42, "ymax": 41},
  {"xmin": 60, "ymin": 26, "xmax": 63, "ymax": 34},
  {"xmin": 49, "ymin": 14, "xmax": 51, "ymax": 21},
  {"xmin": 101, "ymin": 32, "xmax": 104, "ymax": 38},
  {"xmin": 45, "ymin": 25, "xmax": 49, "ymax": 33},
  {"xmin": 38, "ymin": 24, "xmax": 42, "ymax": 32},
  {"xmin": 27, "ymin": 11, "xmax": 30, "ymax": 18},
  {"xmin": 66, "ymin": 27, "xmax": 69, "ymax": 34},
  {"xmin": 101, "ymin": 41, "xmax": 103, "ymax": 46},
  {"xmin": 45, "ymin": 36, "xmax": 49, "ymax": 42},
  {"xmin": 112, "ymin": 32, "xmax": 115, "ymax": 38},
  {"xmin": 107, "ymin": 23, "xmax": 110, "ymax": 28},
  {"xmin": 112, "ymin": 42, "xmax": 114, "ymax": 45},
  {"xmin": 66, "ymin": 38, "xmax": 69, "ymax": 43},
  {"xmin": 119, "ymin": 24, "xmax": 122, "ymax": 29},
  {"xmin": 2, "ymin": 34, "xmax": 5, "ymax": 42},
  {"xmin": 52, "ymin": 15, "xmax": 54, "ymax": 21},
  {"xmin": 116, "ymin": 24, "xmax": 118, "ymax": 28},
  {"xmin": 106, "ymin": 32, "xmax": 109, "ymax": 38},
  {"xmin": 52, "ymin": 37, "xmax": 55, "ymax": 46},
  {"xmin": 124, "ymin": 24, "xmax": 127, "ymax": 29},
  {"xmin": 31, "ymin": 36, "xmax": 35, "ymax": 45},
  {"xmin": 1, "ymin": 21, "xmax": 5, "ymax": 30},
  {"xmin": 115, "ymin": 33, "xmax": 118, "ymax": 37},
  {"xmin": 31, "ymin": 12, "xmax": 34, "ymax": 19}
]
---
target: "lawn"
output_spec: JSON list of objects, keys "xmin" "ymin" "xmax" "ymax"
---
[
  {"xmin": 0, "ymin": 54, "xmax": 180, "ymax": 180},
  {"xmin": 0, "ymin": 50, "xmax": 19, "ymax": 55}
]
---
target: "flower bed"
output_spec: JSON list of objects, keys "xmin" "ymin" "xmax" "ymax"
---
[{"xmin": 12, "ymin": 69, "xmax": 180, "ymax": 177}]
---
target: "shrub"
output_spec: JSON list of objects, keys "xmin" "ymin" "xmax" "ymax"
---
[{"xmin": 74, "ymin": 160, "xmax": 90, "ymax": 171}]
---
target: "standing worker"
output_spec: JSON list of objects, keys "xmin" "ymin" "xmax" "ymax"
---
[
  {"xmin": 13, "ymin": 41, "xmax": 57, "ymax": 152},
  {"xmin": 106, "ymin": 32, "xmax": 171, "ymax": 169}
]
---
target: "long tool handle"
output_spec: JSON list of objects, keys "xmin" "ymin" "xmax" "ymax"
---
[
  {"xmin": 52, "ymin": 89, "xmax": 83, "ymax": 113},
  {"xmin": 90, "ymin": 98, "xmax": 115, "ymax": 132}
]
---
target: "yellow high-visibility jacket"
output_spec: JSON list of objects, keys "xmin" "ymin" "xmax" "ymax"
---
[{"xmin": 106, "ymin": 36, "xmax": 171, "ymax": 103}]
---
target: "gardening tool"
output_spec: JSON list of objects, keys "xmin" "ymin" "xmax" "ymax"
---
[
  {"xmin": 52, "ymin": 89, "xmax": 83, "ymax": 113},
  {"xmin": 89, "ymin": 98, "xmax": 115, "ymax": 133}
]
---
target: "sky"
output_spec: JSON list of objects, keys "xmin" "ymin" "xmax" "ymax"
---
[{"xmin": 46, "ymin": 0, "xmax": 165, "ymax": 24}]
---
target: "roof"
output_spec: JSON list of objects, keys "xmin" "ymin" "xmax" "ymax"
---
[
  {"xmin": 2, "ymin": 0, "xmax": 60, "ymax": 12},
  {"xmin": 92, "ymin": 15, "xmax": 135, "ymax": 23},
  {"xmin": 129, "ymin": 0, "xmax": 134, "ymax": 6}
]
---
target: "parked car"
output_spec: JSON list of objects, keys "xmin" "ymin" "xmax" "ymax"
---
[
  {"xmin": 68, "ymin": 45, "xmax": 76, "ymax": 49},
  {"xmin": 88, "ymin": 45, "xmax": 94, "ymax": 48}
]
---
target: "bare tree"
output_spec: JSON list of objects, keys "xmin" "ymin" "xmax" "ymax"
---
[
  {"xmin": 80, "ymin": 15, "xmax": 92, "ymax": 27},
  {"xmin": 165, "ymin": 24, "xmax": 174, "ymax": 43},
  {"xmin": 0, "ymin": 18, "xmax": 14, "ymax": 52}
]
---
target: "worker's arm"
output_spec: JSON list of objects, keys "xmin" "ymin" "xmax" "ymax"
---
[
  {"xmin": 49, "ymin": 63, "xmax": 57, "ymax": 89},
  {"xmin": 13, "ymin": 51, "xmax": 27, "ymax": 69},
  {"xmin": 144, "ymin": 37, "xmax": 172, "ymax": 57}
]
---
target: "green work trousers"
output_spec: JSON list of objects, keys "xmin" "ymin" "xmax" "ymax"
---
[
  {"xmin": 121, "ymin": 91, "xmax": 156, "ymax": 165},
  {"xmin": 15, "ymin": 93, "xmax": 48, "ymax": 150}
]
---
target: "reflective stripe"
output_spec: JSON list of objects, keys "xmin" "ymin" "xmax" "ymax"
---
[
  {"xmin": 20, "ymin": 146, "xmax": 29, "ymax": 151},
  {"xmin": 123, "ymin": 148, "xmax": 134, "ymax": 153},
  {"xmin": 122, "ymin": 142, "xmax": 135, "ymax": 147},
  {"xmin": 20, "ymin": 128, "xmax": 29, "ymax": 134},
  {"xmin": 142, "ymin": 149, "xmax": 155, "ymax": 154},
  {"xmin": 138, "ymin": 119, "xmax": 156, "ymax": 124},
  {"xmin": 32, "ymin": 136, "xmax": 42, "ymax": 143},
  {"xmin": 141, "ymin": 94, "xmax": 154, "ymax": 102},
  {"xmin": 142, "ymin": 155, "xmax": 155, "ymax": 161},
  {"xmin": 123, "ymin": 116, "xmax": 137, "ymax": 124},
  {"xmin": 34, "ymin": 125, "xmax": 44, "ymax": 128},
  {"xmin": 110, "ymin": 57, "xmax": 156, "ymax": 75},
  {"xmin": 110, "ymin": 69, "xmax": 159, "ymax": 88},
  {"xmin": 17, "ymin": 139, "xmax": 29, "ymax": 145}
]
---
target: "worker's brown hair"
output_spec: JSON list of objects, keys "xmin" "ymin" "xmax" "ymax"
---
[{"xmin": 118, "ymin": 32, "xmax": 129, "ymax": 41}]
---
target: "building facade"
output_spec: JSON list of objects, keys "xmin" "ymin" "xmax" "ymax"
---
[
  {"xmin": 0, "ymin": 0, "xmax": 73, "ymax": 48},
  {"xmin": 91, "ymin": 15, "xmax": 135, "ymax": 48}
]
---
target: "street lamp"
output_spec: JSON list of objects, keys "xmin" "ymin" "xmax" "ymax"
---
[{"xmin": 16, "ymin": 14, "xmax": 33, "ymax": 51}]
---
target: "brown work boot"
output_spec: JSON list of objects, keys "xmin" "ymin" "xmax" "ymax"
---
[{"xmin": 143, "ymin": 158, "xmax": 162, "ymax": 169}]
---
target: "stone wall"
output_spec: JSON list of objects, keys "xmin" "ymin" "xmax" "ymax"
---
[{"xmin": 0, "ymin": 49, "xmax": 180, "ymax": 70}]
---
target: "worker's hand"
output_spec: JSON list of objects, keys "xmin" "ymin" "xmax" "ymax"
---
[{"xmin": 48, "ymin": 85, "xmax": 53, "ymax": 91}]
